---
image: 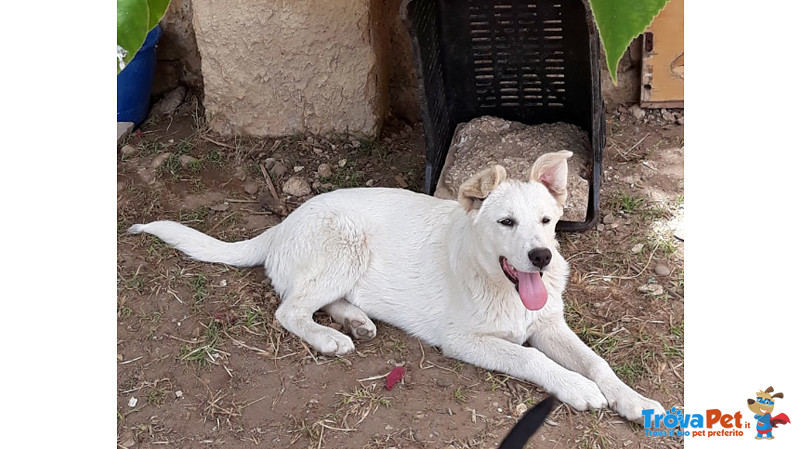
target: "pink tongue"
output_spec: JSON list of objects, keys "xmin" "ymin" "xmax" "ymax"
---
[{"xmin": 517, "ymin": 271, "xmax": 548, "ymax": 310}]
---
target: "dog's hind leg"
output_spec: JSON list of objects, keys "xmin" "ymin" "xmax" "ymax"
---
[
  {"xmin": 276, "ymin": 293, "xmax": 357, "ymax": 356},
  {"xmin": 323, "ymin": 299, "xmax": 377, "ymax": 341},
  {"xmin": 270, "ymin": 212, "xmax": 372, "ymax": 356}
]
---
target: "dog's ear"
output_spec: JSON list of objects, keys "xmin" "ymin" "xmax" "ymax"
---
[
  {"xmin": 766, "ymin": 386, "xmax": 775, "ymax": 394},
  {"xmin": 773, "ymin": 392, "xmax": 784, "ymax": 399},
  {"xmin": 530, "ymin": 150, "xmax": 572, "ymax": 207},
  {"xmin": 458, "ymin": 165, "xmax": 508, "ymax": 212}
]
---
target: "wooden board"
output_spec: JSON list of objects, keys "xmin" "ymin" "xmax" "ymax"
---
[{"xmin": 640, "ymin": 0, "xmax": 684, "ymax": 108}]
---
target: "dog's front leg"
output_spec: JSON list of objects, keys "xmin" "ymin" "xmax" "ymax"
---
[
  {"xmin": 528, "ymin": 316, "xmax": 666, "ymax": 422},
  {"xmin": 441, "ymin": 334, "xmax": 607, "ymax": 412}
]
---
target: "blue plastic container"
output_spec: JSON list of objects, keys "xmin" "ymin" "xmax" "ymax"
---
[{"xmin": 117, "ymin": 25, "xmax": 162, "ymax": 126}]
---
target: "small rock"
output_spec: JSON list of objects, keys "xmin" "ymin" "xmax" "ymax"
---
[
  {"xmin": 234, "ymin": 165, "xmax": 248, "ymax": 181},
  {"xmin": 150, "ymin": 86, "xmax": 186, "ymax": 117},
  {"xmin": 293, "ymin": 165, "xmax": 304, "ymax": 173},
  {"xmin": 150, "ymin": 152, "xmax": 173, "ymax": 169},
  {"xmin": 263, "ymin": 157, "xmax": 276, "ymax": 169},
  {"xmin": 121, "ymin": 438, "xmax": 136, "ymax": 448},
  {"xmin": 210, "ymin": 202, "xmax": 229, "ymax": 212},
  {"xmin": 631, "ymin": 243, "xmax": 644, "ymax": 254},
  {"xmin": 655, "ymin": 263, "xmax": 671, "ymax": 276},
  {"xmin": 270, "ymin": 162, "xmax": 288, "ymax": 178},
  {"xmin": 283, "ymin": 176, "xmax": 312, "ymax": 197},
  {"xmin": 513, "ymin": 403, "xmax": 528, "ymax": 417},
  {"xmin": 312, "ymin": 181, "xmax": 321, "ymax": 189},
  {"xmin": 312, "ymin": 147, "xmax": 324, "ymax": 155},
  {"xmin": 351, "ymin": 140, "xmax": 361, "ymax": 148},
  {"xmin": 629, "ymin": 104, "xmax": 646, "ymax": 121},
  {"xmin": 244, "ymin": 180, "xmax": 260, "ymax": 195},
  {"xmin": 120, "ymin": 144, "xmax": 137, "ymax": 156},
  {"xmin": 179, "ymin": 155, "xmax": 199, "ymax": 169},
  {"xmin": 676, "ymin": 115, "xmax": 685, "ymax": 126},
  {"xmin": 318, "ymin": 163, "xmax": 333, "ymax": 178},
  {"xmin": 596, "ymin": 223, "xmax": 605, "ymax": 232},
  {"xmin": 365, "ymin": 179, "xmax": 375, "ymax": 187},
  {"xmin": 602, "ymin": 213, "xmax": 615, "ymax": 225},
  {"xmin": 338, "ymin": 158, "xmax": 347, "ymax": 167},
  {"xmin": 175, "ymin": 390, "xmax": 183, "ymax": 399},
  {"xmin": 128, "ymin": 397, "xmax": 138, "ymax": 408},
  {"xmin": 137, "ymin": 167, "xmax": 156, "ymax": 185},
  {"xmin": 637, "ymin": 284, "xmax": 664, "ymax": 296},
  {"xmin": 661, "ymin": 109, "xmax": 674, "ymax": 122},
  {"xmin": 435, "ymin": 378, "xmax": 452, "ymax": 388}
]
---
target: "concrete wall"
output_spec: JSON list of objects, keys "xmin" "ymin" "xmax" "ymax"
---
[{"xmin": 153, "ymin": 0, "xmax": 641, "ymax": 137}]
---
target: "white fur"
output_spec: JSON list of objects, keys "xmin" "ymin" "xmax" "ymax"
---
[{"xmin": 128, "ymin": 154, "xmax": 665, "ymax": 422}]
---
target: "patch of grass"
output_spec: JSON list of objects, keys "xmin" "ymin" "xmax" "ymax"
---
[
  {"xmin": 145, "ymin": 236, "xmax": 173, "ymax": 260},
  {"xmin": 138, "ymin": 140, "xmax": 163, "ymax": 156},
  {"xmin": 322, "ymin": 165, "xmax": 364, "ymax": 189},
  {"xmin": 146, "ymin": 387, "xmax": 167, "ymax": 406},
  {"xmin": 336, "ymin": 384, "xmax": 391, "ymax": 428},
  {"xmin": 612, "ymin": 193, "xmax": 646, "ymax": 213},
  {"xmin": 177, "ymin": 206, "xmax": 209, "ymax": 224},
  {"xmin": 190, "ymin": 274, "xmax": 209, "ymax": 304},
  {"xmin": 453, "ymin": 386, "xmax": 469, "ymax": 404},
  {"xmin": 576, "ymin": 412, "xmax": 614, "ymax": 449},
  {"xmin": 614, "ymin": 358, "xmax": 648, "ymax": 384},
  {"xmin": 206, "ymin": 148, "xmax": 224, "ymax": 166},
  {"xmin": 485, "ymin": 372, "xmax": 508, "ymax": 392},
  {"xmin": 178, "ymin": 320, "xmax": 222, "ymax": 368}
]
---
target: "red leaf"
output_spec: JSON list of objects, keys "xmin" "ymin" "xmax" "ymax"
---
[{"xmin": 386, "ymin": 366, "xmax": 406, "ymax": 390}]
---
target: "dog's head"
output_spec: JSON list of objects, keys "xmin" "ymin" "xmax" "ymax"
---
[
  {"xmin": 457, "ymin": 150, "xmax": 572, "ymax": 311},
  {"xmin": 747, "ymin": 386, "xmax": 783, "ymax": 415}
]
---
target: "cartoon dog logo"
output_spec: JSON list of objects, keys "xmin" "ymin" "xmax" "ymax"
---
[{"xmin": 747, "ymin": 386, "xmax": 791, "ymax": 439}]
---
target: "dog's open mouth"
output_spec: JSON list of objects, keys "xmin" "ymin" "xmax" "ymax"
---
[{"xmin": 500, "ymin": 257, "xmax": 548, "ymax": 311}]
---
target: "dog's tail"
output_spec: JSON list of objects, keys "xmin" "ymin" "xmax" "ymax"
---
[{"xmin": 128, "ymin": 221, "xmax": 273, "ymax": 267}]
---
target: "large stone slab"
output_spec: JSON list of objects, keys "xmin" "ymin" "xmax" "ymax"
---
[{"xmin": 192, "ymin": 0, "xmax": 388, "ymax": 137}]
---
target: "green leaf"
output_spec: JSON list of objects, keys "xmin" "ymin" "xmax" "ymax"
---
[
  {"xmin": 588, "ymin": 0, "xmax": 671, "ymax": 85},
  {"xmin": 117, "ymin": 0, "xmax": 150, "ymax": 73},
  {"xmin": 147, "ymin": 0, "xmax": 171, "ymax": 30}
]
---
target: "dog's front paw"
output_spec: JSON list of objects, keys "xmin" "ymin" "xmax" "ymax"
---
[
  {"xmin": 554, "ymin": 372, "xmax": 608, "ymax": 411},
  {"xmin": 603, "ymin": 383, "xmax": 665, "ymax": 423}
]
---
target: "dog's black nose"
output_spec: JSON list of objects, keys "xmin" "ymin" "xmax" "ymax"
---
[{"xmin": 528, "ymin": 248, "xmax": 552, "ymax": 269}]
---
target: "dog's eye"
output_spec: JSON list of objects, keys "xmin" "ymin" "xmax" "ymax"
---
[
  {"xmin": 498, "ymin": 218, "xmax": 516, "ymax": 227},
  {"xmin": 542, "ymin": 217, "xmax": 551, "ymax": 224}
]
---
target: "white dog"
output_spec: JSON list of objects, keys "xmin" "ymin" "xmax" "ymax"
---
[{"xmin": 129, "ymin": 150, "xmax": 665, "ymax": 422}]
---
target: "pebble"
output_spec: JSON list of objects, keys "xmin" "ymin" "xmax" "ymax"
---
[
  {"xmin": 602, "ymin": 213, "xmax": 615, "ymax": 225},
  {"xmin": 282, "ymin": 176, "xmax": 312, "ymax": 197},
  {"xmin": 263, "ymin": 157, "xmax": 276, "ymax": 169},
  {"xmin": 629, "ymin": 105, "xmax": 646, "ymax": 121},
  {"xmin": 435, "ymin": 378, "xmax": 453, "ymax": 388},
  {"xmin": 655, "ymin": 263, "xmax": 670, "ymax": 276},
  {"xmin": 179, "ymin": 155, "xmax": 199, "ymax": 169},
  {"xmin": 596, "ymin": 223, "xmax": 605, "ymax": 232},
  {"xmin": 270, "ymin": 162, "xmax": 288, "ymax": 178},
  {"xmin": 128, "ymin": 397, "xmax": 138, "ymax": 408},
  {"xmin": 317, "ymin": 163, "xmax": 333, "ymax": 178},
  {"xmin": 175, "ymin": 390, "xmax": 183, "ymax": 399},
  {"xmin": 676, "ymin": 116, "xmax": 685, "ymax": 126},
  {"xmin": 366, "ymin": 179, "xmax": 375, "ymax": 187},
  {"xmin": 150, "ymin": 152, "xmax": 173, "ymax": 169},
  {"xmin": 244, "ymin": 180, "xmax": 260, "ymax": 195},
  {"xmin": 293, "ymin": 165, "xmax": 304, "ymax": 173},
  {"xmin": 234, "ymin": 165, "xmax": 248, "ymax": 181},
  {"xmin": 395, "ymin": 175, "xmax": 409, "ymax": 188},
  {"xmin": 338, "ymin": 158, "xmax": 348, "ymax": 167},
  {"xmin": 514, "ymin": 403, "xmax": 528, "ymax": 417},
  {"xmin": 631, "ymin": 243, "xmax": 644, "ymax": 254},
  {"xmin": 120, "ymin": 144, "xmax": 136, "ymax": 156},
  {"xmin": 637, "ymin": 284, "xmax": 664, "ymax": 295}
]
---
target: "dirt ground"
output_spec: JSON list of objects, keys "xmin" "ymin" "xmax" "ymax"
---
[{"xmin": 117, "ymin": 99, "xmax": 684, "ymax": 449}]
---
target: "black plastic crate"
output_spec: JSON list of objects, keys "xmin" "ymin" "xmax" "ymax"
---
[{"xmin": 401, "ymin": 0, "xmax": 605, "ymax": 232}]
